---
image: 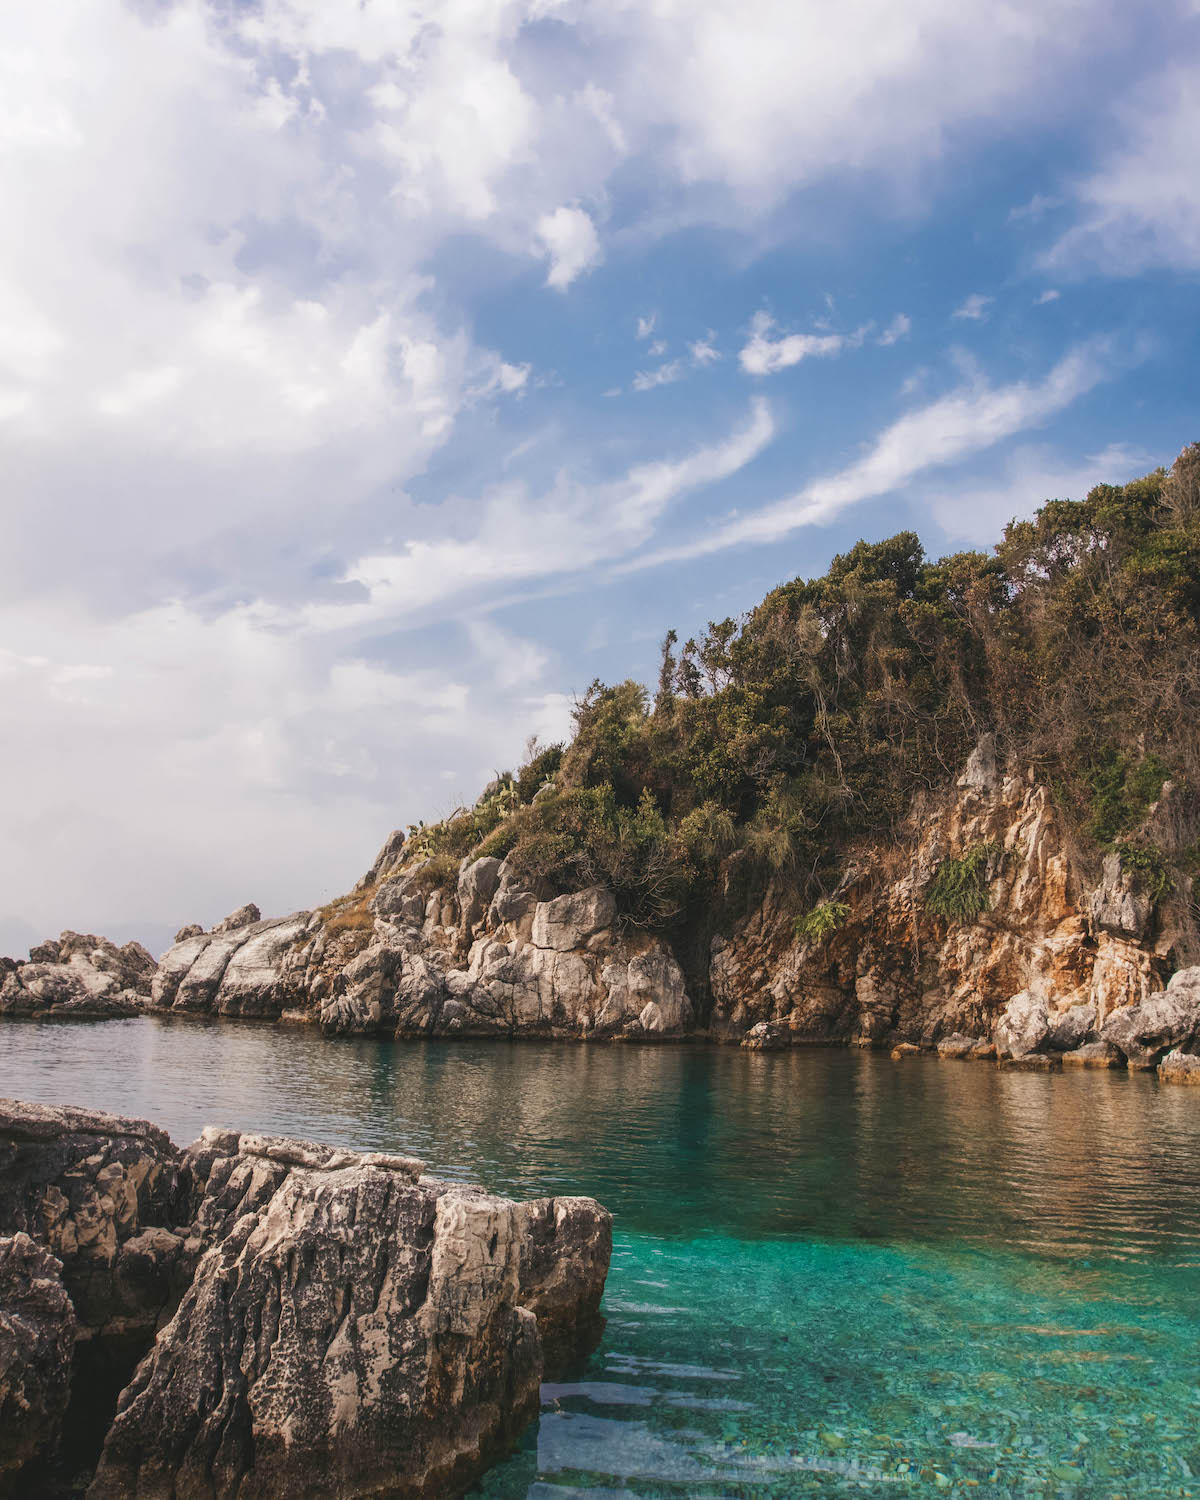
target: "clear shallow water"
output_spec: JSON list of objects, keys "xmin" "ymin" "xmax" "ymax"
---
[{"xmin": 3, "ymin": 1018, "xmax": 1200, "ymax": 1497}]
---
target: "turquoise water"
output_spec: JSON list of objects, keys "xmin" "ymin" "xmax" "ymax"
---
[{"xmin": 3, "ymin": 1019, "xmax": 1200, "ymax": 1496}]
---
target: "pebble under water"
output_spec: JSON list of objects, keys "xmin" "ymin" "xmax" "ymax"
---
[{"xmin": 3, "ymin": 1017, "xmax": 1200, "ymax": 1497}]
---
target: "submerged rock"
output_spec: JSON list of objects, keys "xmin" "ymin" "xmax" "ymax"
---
[
  {"xmin": 1061, "ymin": 1041, "xmax": 1123, "ymax": 1069},
  {"xmin": 742, "ymin": 1021, "xmax": 789, "ymax": 1050},
  {"xmin": 0, "ymin": 1099, "xmax": 611, "ymax": 1500}
]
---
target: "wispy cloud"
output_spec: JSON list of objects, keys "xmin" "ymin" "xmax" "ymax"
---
[
  {"xmin": 1042, "ymin": 64, "xmax": 1200, "ymax": 274},
  {"xmin": 689, "ymin": 336, "xmax": 721, "ymax": 365},
  {"xmin": 953, "ymin": 293, "xmax": 993, "ymax": 321},
  {"xmin": 632, "ymin": 360, "xmax": 685, "ymax": 391},
  {"xmin": 1035, "ymin": 289, "xmax": 1061, "ymax": 305},
  {"xmin": 878, "ymin": 314, "xmax": 912, "ymax": 346},
  {"xmin": 636, "ymin": 314, "xmax": 657, "ymax": 340},
  {"xmin": 739, "ymin": 311, "xmax": 865, "ymax": 375},
  {"xmin": 627, "ymin": 342, "xmax": 1113, "ymax": 567},
  {"xmin": 304, "ymin": 399, "xmax": 776, "ymax": 629}
]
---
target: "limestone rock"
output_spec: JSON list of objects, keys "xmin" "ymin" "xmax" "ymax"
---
[
  {"xmin": 1089, "ymin": 853, "xmax": 1153, "ymax": 940},
  {"xmin": 0, "ymin": 1100, "xmax": 612, "ymax": 1500},
  {"xmin": 1062, "ymin": 1041, "xmax": 1123, "ymax": 1068},
  {"xmin": 0, "ymin": 1098, "xmax": 185, "ymax": 1337},
  {"xmin": 514, "ymin": 1196, "xmax": 611, "ymax": 1367},
  {"xmin": 356, "ymin": 828, "xmax": 409, "ymax": 891},
  {"xmin": 172, "ymin": 924, "xmax": 203, "ymax": 943},
  {"xmin": 1045, "ymin": 1001, "xmax": 1096, "ymax": 1053},
  {"xmin": 743, "ymin": 1021, "xmax": 788, "ymax": 1050},
  {"xmin": 370, "ymin": 876, "xmax": 425, "ymax": 926},
  {"xmin": 993, "ymin": 990, "xmax": 1050, "ymax": 1059},
  {"xmin": 458, "ymin": 856, "xmax": 503, "ymax": 932},
  {"xmin": 531, "ymin": 888, "xmax": 615, "ymax": 953},
  {"xmin": 936, "ymin": 1033, "xmax": 977, "ymax": 1059},
  {"xmin": 956, "ymin": 732, "xmax": 998, "ymax": 794},
  {"xmin": 151, "ymin": 913, "xmax": 311, "ymax": 1019},
  {"xmin": 1100, "ymin": 966, "xmax": 1200, "ymax": 1066},
  {"xmin": 597, "ymin": 947, "xmax": 691, "ymax": 1036},
  {"xmin": 0, "ymin": 1232, "xmax": 77, "ymax": 1491},
  {"xmin": 1159, "ymin": 1048, "xmax": 1200, "ymax": 1084},
  {"xmin": 211, "ymin": 903, "xmax": 261, "ymax": 934},
  {"xmin": 0, "ymin": 932, "xmax": 156, "ymax": 1019},
  {"xmin": 90, "ymin": 1132, "xmax": 610, "ymax": 1500}
]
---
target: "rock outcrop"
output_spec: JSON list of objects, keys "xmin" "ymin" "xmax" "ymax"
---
[
  {"xmin": 0, "ymin": 1233, "xmax": 77, "ymax": 1493},
  {"xmin": 0, "ymin": 933, "xmax": 155, "ymax": 1020},
  {"xmin": 6, "ymin": 738, "xmax": 1200, "ymax": 1082},
  {"xmin": 0, "ymin": 1099, "xmax": 610, "ymax": 1499},
  {"xmin": 148, "ymin": 870, "xmax": 693, "ymax": 1042}
]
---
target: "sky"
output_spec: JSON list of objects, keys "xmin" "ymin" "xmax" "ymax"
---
[{"xmin": 1, "ymin": 0, "xmax": 1198, "ymax": 957}]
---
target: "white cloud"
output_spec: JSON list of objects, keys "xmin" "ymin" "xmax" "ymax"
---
[
  {"xmin": 1036, "ymin": 289, "xmax": 1061, "ymax": 305},
  {"xmin": 648, "ymin": 340, "xmax": 668, "ymax": 357},
  {"xmin": 922, "ymin": 441, "xmax": 1146, "ymax": 544},
  {"xmin": 953, "ymin": 293, "xmax": 993, "ymax": 321},
  {"xmin": 689, "ymin": 336, "xmax": 721, "ymax": 366},
  {"xmin": 1043, "ymin": 64, "xmax": 1200, "ymax": 274},
  {"xmin": 632, "ymin": 360, "xmax": 685, "ymax": 391},
  {"xmin": 0, "ymin": 0, "xmax": 1168, "ymax": 944},
  {"xmin": 739, "ymin": 312, "xmax": 865, "ymax": 375},
  {"xmin": 629, "ymin": 342, "xmax": 1113, "ymax": 566},
  {"xmin": 878, "ymin": 314, "xmax": 912, "ymax": 346},
  {"xmin": 303, "ymin": 400, "xmax": 775, "ymax": 630},
  {"xmin": 636, "ymin": 314, "xmax": 657, "ymax": 339},
  {"xmin": 537, "ymin": 206, "xmax": 603, "ymax": 289}
]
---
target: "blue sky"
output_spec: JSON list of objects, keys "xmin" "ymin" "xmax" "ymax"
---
[{"xmin": 1, "ymin": 0, "xmax": 1198, "ymax": 954}]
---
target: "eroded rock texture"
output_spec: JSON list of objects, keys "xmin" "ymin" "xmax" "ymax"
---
[
  {"xmin": 0, "ymin": 1100, "xmax": 610, "ymax": 1500},
  {"xmin": 0, "ymin": 934, "xmax": 156, "ymax": 1020},
  {"xmin": 0, "ymin": 1233, "xmax": 77, "ymax": 1494}
]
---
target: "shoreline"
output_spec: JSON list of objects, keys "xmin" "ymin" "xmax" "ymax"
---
[{"xmin": 4, "ymin": 1005, "xmax": 1195, "ymax": 1082}]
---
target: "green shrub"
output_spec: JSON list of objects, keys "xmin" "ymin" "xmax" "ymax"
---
[
  {"xmin": 1082, "ymin": 751, "xmax": 1170, "ymax": 847},
  {"xmin": 793, "ymin": 899, "xmax": 850, "ymax": 945},
  {"xmin": 925, "ymin": 843, "xmax": 1001, "ymax": 922},
  {"xmin": 516, "ymin": 744, "xmax": 563, "ymax": 803},
  {"xmin": 1114, "ymin": 841, "xmax": 1174, "ymax": 903}
]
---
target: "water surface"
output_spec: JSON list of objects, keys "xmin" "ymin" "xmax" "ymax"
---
[{"xmin": 3, "ymin": 1018, "xmax": 1199, "ymax": 1496}]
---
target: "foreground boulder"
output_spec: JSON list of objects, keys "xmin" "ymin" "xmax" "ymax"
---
[
  {"xmin": 0, "ymin": 1100, "xmax": 610, "ymax": 1499},
  {"xmin": 0, "ymin": 1234, "xmax": 77, "ymax": 1491}
]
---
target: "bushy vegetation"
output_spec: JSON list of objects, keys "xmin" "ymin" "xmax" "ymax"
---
[
  {"xmin": 925, "ymin": 844, "xmax": 1001, "ymax": 923},
  {"xmin": 794, "ymin": 900, "xmax": 851, "ymax": 946},
  {"xmin": 391, "ymin": 445, "xmax": 1200, "ymax": 933}
]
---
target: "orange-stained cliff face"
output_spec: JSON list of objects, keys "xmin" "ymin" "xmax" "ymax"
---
[{"xmin": 708, "ymin": 735, "xmax": 1196, "ymax": 1050}]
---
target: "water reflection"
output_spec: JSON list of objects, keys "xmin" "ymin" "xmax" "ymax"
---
[
  {"xmin": 5, "ymin": 1018, "xmax": 1200, "ymax": 1495},
  {"xmin": 3, "ymin": 1018, "xmax": 1200, "ymax": 1260}
]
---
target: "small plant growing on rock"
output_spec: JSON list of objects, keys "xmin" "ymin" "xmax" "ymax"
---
[
  {"xmin": 1115, "ymin": 840, "xmax": 1174, "ymax": 903},
  {"xmin": 925, "ymin": 842, "xmax": 1001, "ymax": 922},
  {"xmin": 793, "ymin": 899, "xmax": 850, "ymax": 945}
]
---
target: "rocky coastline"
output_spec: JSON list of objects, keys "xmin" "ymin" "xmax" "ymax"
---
[
  {"xmin": 5, "ymin": 737, "xmax": 1200, "ymax": 1085},
  {"xmin": 0, "ymin": 1098, "xmax": 610, "ymax": 1498}
]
